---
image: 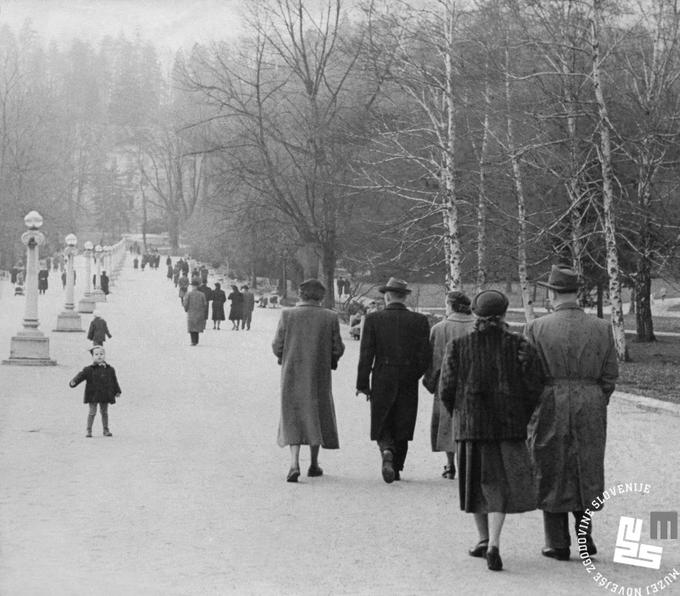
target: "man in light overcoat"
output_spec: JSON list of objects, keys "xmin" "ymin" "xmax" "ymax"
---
[
  {"xmin": 524, "ymin": 265, "xmax": 619, "ymax": 561},
  {"xmin": 356, "ymin": 277, "xmax": 431, "ymax": 483},
  {"xmin": 183, "ymin": 280, "xmax": 207, "ymax": 346}
]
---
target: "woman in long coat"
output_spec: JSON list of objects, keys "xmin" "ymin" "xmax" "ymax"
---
[
  {"xmin": 211, "ymin": 282, "xmax": 227, "ymax": 329},
  {"xmin": 439, "ymin": 290, "xmax": 545, "ymax": 572},
  {"xmin": 227, "ymin": 285, "xmax": 243, "ymax": 330},
  {"xmin": 183, "ymin": 280, "xmax": 207, "ymax": 346},
  {"xmin": 178, "ymin": 273, "xmax": 189, "ymax": 305},
  {"xmin": 38, "ymin": 268, "xmax": 49, "ymax": 294},
  {"xmin": 272, "ymin": 278, "xmax": 345, "ymax": 482},
  {"xmin": 423, "ymin": 291, "xmax": 475, "ymax": 480}
]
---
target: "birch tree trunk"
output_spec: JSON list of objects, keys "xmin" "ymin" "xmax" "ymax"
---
[
  {"xmin": 475, "ymin": 70, "xmax": 490, "ymax": 293},
  {"xmin": 591, "ymin": 0, "xmax": 628, "ymax": 361},
  {"xmin": 504, "ymin": 46, "xmax": 535, "ymax": 321},
  {"xmin": 443, "ymin": 2, "xmax": 462, "ymax": 291}
]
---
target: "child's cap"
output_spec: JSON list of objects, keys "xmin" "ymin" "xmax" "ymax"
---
[
  {"xmin": 88, "ymin": 345, "xmax": 105, "ymax": 355},
  {"xmin": 92, "ymin": 310, "xmax": 100, "ymax": 317}
]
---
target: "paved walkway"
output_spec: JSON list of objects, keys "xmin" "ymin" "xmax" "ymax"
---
[{"xmin": 1, "ymin": 259, "xmax": 679, "ymax": 596}]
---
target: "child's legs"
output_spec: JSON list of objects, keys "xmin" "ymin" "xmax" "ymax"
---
[
  {"xmin": 100, "ymin": 403, "xmax": 109, "ymax": 430},
  {"xmin": 87, "ymin": 403, "xmax": 97, "ymax": 430}
]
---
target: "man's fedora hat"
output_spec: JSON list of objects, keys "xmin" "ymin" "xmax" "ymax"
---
[
  {"xmin": 378, "ymin": 277, "xmax": 411, "ymax": 294},
  {"xmin": 536, "ymin": 265, "xmax": 580, "ymax": 292}
]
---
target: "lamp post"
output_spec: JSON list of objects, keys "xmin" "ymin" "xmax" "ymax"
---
[
  {"xmin": 54, "ymin": 233, "xmax": 83, "ymax": 332},
  {"xmin": 77, "ymin": 240, "xmax": 95, "ymax": 313},
  {"xmin": 92, "ymin": 244, "xmax": 106, "ymax": 302},
  {"xmin": 3, "ymin": 211, "xmax": 57, "ymax": 365}
]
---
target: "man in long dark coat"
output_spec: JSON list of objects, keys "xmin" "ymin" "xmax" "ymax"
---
[
  {"xmin": 356, "ymin": 277, "xmax": 431, "ymax": 483},
  {"xmin": 524, "ymin": 265, "xmax": 618, "ymax": 562}
]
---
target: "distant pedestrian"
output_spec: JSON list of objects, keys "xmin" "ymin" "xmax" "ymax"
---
[
  {"xmin": 660, "ymin": 287, "xmax": 667, "ymax": 303},
  {"xmin": 355, "ymin": 277, "xmax": 431, "ymax": 483},
  {"xmin": 183, "ymin": 280, "xmax": 207, "ymax": 346},
  {"xmin": 197, "ymin": 281, "xmax": 213, "ymax": 321},
  {"xmin": 272, "ymin": 279, "xmax": 345, "ymax": 482},
  {"xmin": 422, "ymin": 290, "xmax": 475, "ymax": 480},
  {"xmin": 178, "ymin": 273, "xmax": 189, "ymax": 305},
  {"xmin": 38, "ymin": 267, "xmax": 49, "ymax": 294},
  {"xmin": 200, "ymin": 265, "xmax": 209, "ymax": 285},
  {"xmin": 14, "ymin": 269, "xmax": 25, "ymax": 295},
  {"xmin": 87, "ymin": 311, "xmax": 112, "ymax": 346},
  {"xmin": 525, "ymin": 266, "xmax": 618, "ymax": 563},
  {"xmin": 61, "ymin": 269, "xmax": 77, "ymax": 289},
  {"xmin": 211, "ymin": 282, "xmax": 227, "ymax": 330},
  {"xmin": 228, "ymin": 285, "xmax": 243, "ymax": 330},
  {"xmin": 100, "ymin": 271, "xmax": 110, "ymax": 296},
  {"xmin": 133, "ymin": 256, "xmax": 139, "ymax": 270},
  {"xmin": 439, "ymin": 290, "xmax": 544, "ymax": 572},
  {"xmin": 69, "ymin": 345, "xmax": 121, "ymax": 438},
  {"xmin": 240, "ymin": 285, "xmax": 255, "ymax": 330}
]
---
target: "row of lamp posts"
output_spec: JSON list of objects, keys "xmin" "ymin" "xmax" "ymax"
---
[{"xmin": 3, "ymin": 211, "xmax": 128, "ymax": 366}]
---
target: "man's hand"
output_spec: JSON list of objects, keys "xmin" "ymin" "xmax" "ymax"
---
[{"xmin": 355, "ymin": 389, "xmax": 370, "ymax": 401}]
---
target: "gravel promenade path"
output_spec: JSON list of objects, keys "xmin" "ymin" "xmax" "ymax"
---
[{"xmin": 1, "ymin": 258, "xmax": 679, "ymax": 596}]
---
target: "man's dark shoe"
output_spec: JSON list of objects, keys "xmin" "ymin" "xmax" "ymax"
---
[
  {"xmin": 381, "ymin": 450, "xmax": 395, "ymax": 483},
  {"xmin": 542, "ymin": 547, "xmax": 570, "ymax": 561}
]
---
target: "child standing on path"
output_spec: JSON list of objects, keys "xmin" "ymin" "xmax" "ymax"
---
[
  {"xmin": 69, "ymin": 346, "xmax": 122, "ymax": 438},
  {"xmin": 87, "ymin": 311, "xmax": 112, "ymax": 346}
]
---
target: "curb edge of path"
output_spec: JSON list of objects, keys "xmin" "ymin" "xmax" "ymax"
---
[{"xmin": 614, "ymin": 390, "xmax": 680, "ymax": 417}]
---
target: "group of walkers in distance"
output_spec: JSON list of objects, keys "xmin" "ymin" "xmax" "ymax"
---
[
  {"xmin": 272, "ymin": 266, "xmax": 618, "ymax": 573},
  {"xmin": 159, "ymin": 255, "xmax": 256, "ymax": 345}
]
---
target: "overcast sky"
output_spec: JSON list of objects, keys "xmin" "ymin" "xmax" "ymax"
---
[{"xmin": 0, "ymin": 0, "xmax": 246, "ymax": 50}]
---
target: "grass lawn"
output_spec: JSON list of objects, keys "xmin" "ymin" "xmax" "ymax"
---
[
  {"xmin": 618, "ymin": 337, "xmax": 680, "ymax": 404},
  {"xmin": 503, "ymin": 312, "xmax": 680, "ymax": 404}
]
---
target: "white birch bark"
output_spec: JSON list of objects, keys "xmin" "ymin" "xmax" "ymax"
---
[
  {"xmin": 504, "ymin": 46, "xmax": 535, "ymax": 322},
  {"xmin": 591, "ymin": 0, "xmax": 627, "ymax": 360},
  {"xmin": 443, "ymin": 1, "xmax": 461, "ymax": 291}
]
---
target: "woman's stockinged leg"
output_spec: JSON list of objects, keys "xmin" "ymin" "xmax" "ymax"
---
[
  {"xmin": 289, "ymin": 445, "xmax": 301, "ymax": 470},
  {"xmin": 488, "ymin": 512, "xmax": 506, "ymax": 548},
  {"xmin": 474, "ymin": 513, "xmax": 490, "ymax": 543}
]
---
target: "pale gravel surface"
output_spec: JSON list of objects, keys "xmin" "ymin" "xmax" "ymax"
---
[{"xmin": 1, "ymin": 258, "xmax": 679, "ymax": 596}]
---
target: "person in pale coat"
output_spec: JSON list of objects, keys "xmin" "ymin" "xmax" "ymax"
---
[
  {"xmin": 524, "ymin": 265, "xmax": 619, "ymax": 562},
  {"xmin": 272, "ymin": 278, "xmax": 345, "ymax": 482},
  {"xmin": 423, "ymin": 290, "xmax": 475, "ymax": 480},
  {"xmin": 183, "ymin": 279, "xmax": 207, "ymax": 346}
]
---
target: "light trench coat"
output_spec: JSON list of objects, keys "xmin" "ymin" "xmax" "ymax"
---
[
  {"xmin": 524, "ymin": 303, "xmax": 618, "ymax": 512},
  {"xmin": 272, "ymin": 302, "xmax": 345, "ymax": 448},
  {"xmin": 422, "ymin": 312, "xmax": 475, "ymax": 451},
  {"xmin": 183, "ymin": 287, "xmax": 207, "ymax": 333}
]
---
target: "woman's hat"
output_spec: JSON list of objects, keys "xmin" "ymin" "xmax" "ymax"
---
[
  {"xmin": 471, "ymin": 290, "xmax": 509, "ymax": 317},
  {"xmin": 536, "ymin": 265, "xmax": 580, "ymax": 292},
  {"xmin": 299, "ymin": 278, "xmax": 326, "ymax": 292},
  {"xmin": 378, "ymin": 277, "xmax": 411, "ymax": 294}
]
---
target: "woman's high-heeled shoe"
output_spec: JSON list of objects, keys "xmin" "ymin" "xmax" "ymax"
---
[
  {"xmin": 486, "ymin": 546, "xmax": 503, "ymax": 571},
  {"xmin": 468, "ymin": 539, "xmax": 489, "ymax": 557}
]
